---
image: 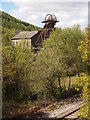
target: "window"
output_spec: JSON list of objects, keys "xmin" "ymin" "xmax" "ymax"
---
[
  {"xmin": 27, "ymin": 42, "xmax": 29, "ymax": 47},
  {"xmin": 16, "ymin": 41, "xmax": 18, "ymax": 45},
  {"xmin": 12, "ymin": 42, "xmax": 15, "ymax": 45}
]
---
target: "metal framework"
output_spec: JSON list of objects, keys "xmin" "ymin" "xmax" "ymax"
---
[{"xmin": 35, "ymin": 14, "xmax": 59, "ymax": 47}]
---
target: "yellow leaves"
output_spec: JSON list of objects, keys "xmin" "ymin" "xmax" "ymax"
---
[
  {"xmin": 78, "ymin": 40, "xmax": 88, "ymax": 61},
  {"xmin": 75, "ymin": 73, "xmax": 88, "ymax": 95},
  {"xmin": 77, "ymin": 26, "xmax": 90, "ymax": 118},
  {"xmin": 75, "ymin": 73, "xmax": 89, "ymax": 118},
  {"xmin": 75, "ymin": 88, "xmax": 79, "ymax": 91},
  {"xmin": 78, "ymin": 26, "xmax": 90, "ymax": 62},
  {"xmin": 78, "ymin": 105, "xmax": 89, "ymax": 119}
]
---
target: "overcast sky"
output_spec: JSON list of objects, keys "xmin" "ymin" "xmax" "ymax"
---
[{"xmin": 1, "ymin": 0, "xmax": 89, "ymax": 30}]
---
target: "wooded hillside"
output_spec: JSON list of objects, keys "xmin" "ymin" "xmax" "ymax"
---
[
  {"xmin": 1, "ymin": 11, "xmax": 39, "ymax": 31},
  {"xmin": 1, "ymin": 10, "xmax": 40, "ymax": 46}
]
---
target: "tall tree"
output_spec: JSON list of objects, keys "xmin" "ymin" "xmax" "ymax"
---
[
  {"xmin": 2, "ymin": 45, "xmax": 16, "ymax": 100},
  {"xmin": 44, "ymin": 26, "xmax": 84, "ymax": 90},
  {"xmin": 78, "ymin": 26, "xmax": 90, "ymax": 119},
  {"xmin": 15, "ymin": 46, "xmax": 34, "ymax": 102}
]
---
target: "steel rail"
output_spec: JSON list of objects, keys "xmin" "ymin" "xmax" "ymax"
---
[{"xmin": 54, "ymin": 101, "xmax": 84, "ymax": 119}]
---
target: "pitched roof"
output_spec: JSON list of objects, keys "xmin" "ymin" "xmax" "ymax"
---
[{"xmin": 11, "ymin": 31, "xmax": 38, "ymax": 40}]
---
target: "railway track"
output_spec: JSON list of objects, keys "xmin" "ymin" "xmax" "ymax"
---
[
  {"xmin": 54, "ymin": 101, "xmax": 84, "ymax": 120},
  {"xmin": 2, "ymin": 100, "xmax": 84, "ymax": 120}
]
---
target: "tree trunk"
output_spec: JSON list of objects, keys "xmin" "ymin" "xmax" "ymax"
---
[
  {"xmin": 68, "ymin": 75, "xmax": 71, "ymax": 91},
  {"xmin": 77, "ymin": 64, "xmax": 80, "ymax": 77},
  {"xmin": 58, "ymin": 77, "xmax": 62, "ymax": 94},
  {"xmin": 50, "ymin": 80, "xmax": 55, "ymax": 96},
  {"xmin": 63, "ymin": 78, "xmax": 66, "ymax": 90}
]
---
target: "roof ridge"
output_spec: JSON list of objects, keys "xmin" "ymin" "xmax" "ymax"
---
[{"xmin": 11, "ymin": 31, "xmax": 39, "ymax": 40}]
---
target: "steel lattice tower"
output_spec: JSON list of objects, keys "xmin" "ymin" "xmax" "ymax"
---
[{"xmin": 35, "ymin": 14, "xmax": 59, "ymax": 47}]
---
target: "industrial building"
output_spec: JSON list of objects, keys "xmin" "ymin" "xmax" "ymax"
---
[{"xmin": 11, "ymin": 14, "xmax": 59, "ymax": 50}]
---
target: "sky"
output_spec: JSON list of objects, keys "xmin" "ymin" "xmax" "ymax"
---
[{"xmin": 0, "ymin": 0, "xmax": 89, "ymax": 29}]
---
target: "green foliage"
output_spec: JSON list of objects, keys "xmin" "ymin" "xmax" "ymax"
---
[
  {"xmin": 44, "ymin": 26, "xmax": 84, "ymax": 76},
  {"xmin": 74, "ymin": 73, "xmax": 88, "ymax": 91},
  {"xmin": 78, "ymin": 26, "xmax": 90, "ymax": 74},
  {"xmin": 75, "ymin": 73, "xmax": 89, "ymax": 119},
  {"xmin": 77, "ymin": 26, "xmax": 90, "ymax": 119},
  {"xmin": 2, "ymin": 10, "xmax": 39, "ymax": 102},
  {"xmin": 30, "ymin": 26, "xmax": 84, "ymax": 100},
  {"xmin": 2, "ymin": 11, "xmax": 39, "ymax": 31},
  {"xmin": 1, "ymin": 10, "xmax": 40, "ymax": 47},
  {"xmin": 2, "ymin": 27, "xmax": 16, "ymax": 46},
  {"xmin": 78, "ymin": 27, "xmax": 90, "ymax": 62},
  {"xmin": 2, "ymin": 45, "xmax": 16, "ymax": 100},
  {"xmin": 15, "ymin": 46, "xmax": 34, "ymax": 102},
  {"xmin": 2, "ymin": 44, "xmax": 35, "ymax": 102},
  {"xmin": 31, "ymin": 48, "xmax": 58, "ymax": 99},
  {"xmin": 2, "ymin": 12, "xmax": 88, "ymax": 118}
]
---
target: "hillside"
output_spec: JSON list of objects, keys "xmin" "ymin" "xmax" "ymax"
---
[
  {"xmin": 1, "ymin": 11, "xmax": 39, "ymax": 31},
  {"xmin": 1, "ymin": 11, "xmax": 40, "ymax": 45}
]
